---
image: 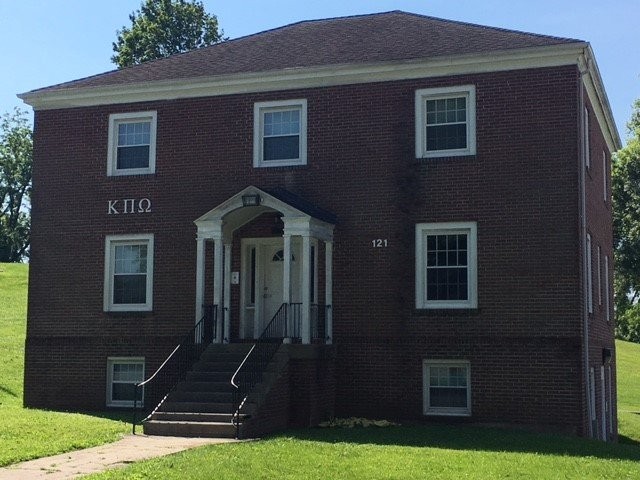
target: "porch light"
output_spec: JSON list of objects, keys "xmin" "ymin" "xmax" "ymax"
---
[{"xmin": 242, "ymin": 194, "xmax": 261, "ymax": 207}]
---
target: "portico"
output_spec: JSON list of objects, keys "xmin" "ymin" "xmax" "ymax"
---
[{"xmin": 194, "ymin": 186, "xmax": 335, "ymax": 345}]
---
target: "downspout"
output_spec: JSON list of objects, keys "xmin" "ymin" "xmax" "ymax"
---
[{"xmin": 578, "ymin": 51, "xmax": 593, "ymax": 438}]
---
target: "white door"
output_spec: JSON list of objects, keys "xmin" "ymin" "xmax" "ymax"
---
[{"xmin": 262, "ymin": 245, "xmax": 286, "ymax": 325}]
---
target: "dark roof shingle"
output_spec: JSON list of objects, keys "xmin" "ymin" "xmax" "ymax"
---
[{"xmin": 29, "ymin": 11, "xmax": 583, "ymax": 94}]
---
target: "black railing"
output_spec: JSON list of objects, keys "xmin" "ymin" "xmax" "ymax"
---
[
  {"xmin": 132, "ymin": 305, "xmax": 217, "ymax": 434},
  {"xmin": 289, "ymin": 303, "xmax": 328, "ymax": 342},
  {"xmin": 231, "ymin": 303, "xmax": 288, "ymax": 438}
]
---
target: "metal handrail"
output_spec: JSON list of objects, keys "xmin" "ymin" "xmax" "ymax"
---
[
  {"xmin": 132, "ymin": 305, "xmax": 217, "ymax": 434},
  {"xmin": 230, "ymin": 303, "xmax": 288, "ymax": 437}
]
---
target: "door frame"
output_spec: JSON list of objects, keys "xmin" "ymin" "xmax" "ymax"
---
[{"xmin": 240, "ymin": 237, "xmax": 317, "ymax": 339}]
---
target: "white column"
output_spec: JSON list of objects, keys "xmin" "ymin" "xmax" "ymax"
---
[
  {"xmin": 195, "ymin": 237, "xmax": 206, "ymax": 324},
  {"xmin": 224, "ymin": 243, "xmax": 232, "ymax": 344},
  {"xmin": 325, "ymin": 240, "xmax": 333, "ymax": 344},
  {"xmin": 213, "ymin": 237, "xmax": 224, "ymax": 343},
  {"xmin": 301, "ymin": 235, "xmax": 311, "ymax": 344},
  {"xmin": 283, "ymin": 233, "xmax": 292, "ymax": 338}
]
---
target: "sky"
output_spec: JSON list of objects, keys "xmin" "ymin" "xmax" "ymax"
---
[{"xmin": 1, "ymin": 0, "xmax": 638, "ymax": 144}]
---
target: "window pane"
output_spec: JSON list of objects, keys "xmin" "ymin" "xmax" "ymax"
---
[
  {"xmin": 426, "ymin": 124, "xmax": 467, "ymax": 151},
  {"xmin": 430, "ymin": 387, "xmax": 467, "ymax": 408},
  {"xmin": 117, "ymin": 145, "xmax": 150, "ymax": 169},
  {"xmin": 114, "ymin": 274, "xmax": 147, "ymax": 304},
  {"xmin": 264, "ymin": 136, "xmax": 299, "ymax": 161},
  {"xmin": 115, "ymin": 245, "xmax": 147, "ymax": 274},
  {"xmin": 118, "ymin": 122, "xmax": 150, "ymax": 146}
]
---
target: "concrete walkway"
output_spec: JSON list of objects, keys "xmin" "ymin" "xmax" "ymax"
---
[{"xmin": 0, "ymin": 434, "xmax": 237, "ymax": 479}]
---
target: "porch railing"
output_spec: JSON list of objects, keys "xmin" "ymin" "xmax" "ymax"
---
[
  {"xmin": 288, "ymin": 303, "xmax": 329, "ymax": 342},
  {"xmin": 132, "ymin": 304, "xmax": 218, "ymax": 434}
]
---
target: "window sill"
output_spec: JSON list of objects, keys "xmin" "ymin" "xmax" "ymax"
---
[
  {"xmin": 104, "ymin": 311, "xmax": 154, "ymax": 318},
  {"xmin": 413, "ymin": 308, "xmax": 480, "ymax": 316},
  {"xmin": 416, "ymin": 154, "xmax": 476, "ymax": 163}
]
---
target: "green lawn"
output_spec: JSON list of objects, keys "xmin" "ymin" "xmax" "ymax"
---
[
  {"xmin": 86, "ymin": 425, "xmax": 640, "ymax": 480},
  {"xmin": 0, "ymin": 263, "xmax": 129, "ymax": 467},
  {"xmin": 617, "ymin": 339, "xmax": 640, "ymax": 444}
]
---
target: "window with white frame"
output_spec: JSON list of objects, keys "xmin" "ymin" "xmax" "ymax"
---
[
  {"xmin": 584, "ymin": 107, "xmax": 590, "ymax": 169},
  {"xmin": 597, "ymin": 245, "xmax": 602, "ymax": 306},
  {"xmin": 587, "ymin": 233, "xmax": 593, "ymax": 314},
  {"xmin": 106, "ymin": 357, "xmax": 144, "ymax": 407},
  {"xmin": 415, "ymin": 85, "xmax": 476, "ymax": 158},
  {"xmin": 415, "ymin": 222, "xmax": 477, "ymax": 309},
  {"xmin": 605, "ymin": 255, "xmax": 610, "ymax": 322},
  {"xmin": 253, "ymin": 99, "xmax": 307, "ymax": 167},
  {"xmin": 104, "ymin": 234, "xmax": 154, "ymax": 312},
  {"xmin": 423, "ymin": 360, "xmax": 471, "ymax": 416},
  {"xmin": 107, "ymin": 111, "xmax": 157, "ymax": 176},
  {"xmin": 603, "ymin": 150, "xmax": 608, "ymax": 203}
]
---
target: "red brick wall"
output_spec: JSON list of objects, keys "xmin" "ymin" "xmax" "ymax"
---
[{"xmin": 24, "ymin": 64, "xmax": 614, "ymax": 436}]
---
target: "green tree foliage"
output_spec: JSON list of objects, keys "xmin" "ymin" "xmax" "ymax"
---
[
  {"xmin": 0, "ymin": 109, "xmax": 32, "ymax": 262},
  {"xmin": 613, "ymin": 99, "xmax": 640, "ymax": 342},
  {"xmin": 112, "ymin": 0, "xmax": 224, "ymax": 68}
]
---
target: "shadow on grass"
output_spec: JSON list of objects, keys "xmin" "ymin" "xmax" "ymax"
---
[
  {"xmin": 280, "ymin": 424, "xmax": 640, "ymax": 463},
  {"xmin": 0, "ymin": 385, "xmax": 18, "ymax": 398}
]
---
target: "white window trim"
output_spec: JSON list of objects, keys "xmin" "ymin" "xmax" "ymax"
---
[
  {"xmin": 605, "ymin": 255, "xmax": 610, "ymax": 322},
  {"xmin": 602, "ymin": 150, "xmax": 608, "ymax": 203},
  {"xmin": 107, "ymin": 111, "xmax": 157, "ymax": 176},
  {"xmin": 415, "ymin": 221, "xmax": 478, "ymax": 309},
  {"xmin": 415, "ymin": 85, "xmax": 476, "ymax": 159},
  {"xmin": 423, "ymin": 360, "xmax": 471, "ymax": 416},
  {"xmin": 253, "ymin": 99, "xmax": 307, "ymax": 167},
  {"xmin": 584, "ymin": 107, "xmax": 590, "ymax": 169},
  {"xmin": 106, "ymin": 357, "xmax": 145, "ymax": 408},
  {"xmin": 597, "ymin": 245, "xmax": 602, "ymax": 306},
  {"xmin": 104, "ymin": 234, "xmax": 154, "ymax": 312},
  {"xmin": 586, "ymin": 233, "xmax": 593, "ymax": 314}
]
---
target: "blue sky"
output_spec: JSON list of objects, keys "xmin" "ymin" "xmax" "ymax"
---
[{"xmin": 1, "ymin": 0, "xmax": 638, "ymax": 143}]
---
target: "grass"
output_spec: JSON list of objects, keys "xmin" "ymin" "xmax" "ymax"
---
[
  {"xmin": 86, "ymin": 425, "xmax": 640, "ymax": 480},
  {"xmin": 0, "ymin": 263, "xmax": 129, "ymax": 467},
  {"xmin": 617, "ymin": 339, "xmax": 640, "ymax": 444}
]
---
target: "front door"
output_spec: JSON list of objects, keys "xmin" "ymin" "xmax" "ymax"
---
[
  {"xmin": 262, "ymin": 244, "xmax": 287, "ymax": 323},
  {"xmin": 240, "ymin": 238, "xmax": 303, "ymax": 339}
]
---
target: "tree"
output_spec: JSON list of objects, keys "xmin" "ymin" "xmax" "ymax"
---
[
  {"xmin": 0, "ymin": 109, "xmax": 32, "ymax": 262},
  {"xmin": 112, "ymin": 0, "xmax": 224, "ymax": 68},
  {"xmin": 612, "ymin": 99, "xmax": 640, "ymax": 342}
]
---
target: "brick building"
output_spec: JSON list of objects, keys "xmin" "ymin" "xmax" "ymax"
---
[{"xmin": 20, "ymin": 11, "xmax": 619, "ymax": 439}]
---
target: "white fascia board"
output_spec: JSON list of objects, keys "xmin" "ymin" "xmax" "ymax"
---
[
  {"xmin": 580, "ymin": 45, "xmax": 621, "ymax": 152},
  {"xmin": 19, "ymin": 43, "xmax": 586, "ymax": 111}
]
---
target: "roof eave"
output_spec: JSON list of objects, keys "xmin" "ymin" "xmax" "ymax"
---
[{"xmin": 18, "ymin": 42, "xmax": 587, "ymax": 111}]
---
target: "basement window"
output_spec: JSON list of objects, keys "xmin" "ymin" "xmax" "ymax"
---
[
  {"xmin": 423, "ymin": 360, "xmax": 471, "ymax": 416},
  {"xmin": 106, "ymin": 357, "xmax": 144, "ymax": 407}
]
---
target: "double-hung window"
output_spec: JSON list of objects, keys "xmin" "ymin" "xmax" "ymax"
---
[
  {"xmin": 254, "ymin": 99, "xmax": 307, "ymax": 167},
  {"xmin": 106, "ymin": 357, "xmax": 144, "ymax": 407},
  {"xmin": 415, "ymin": 85, "xmax": 476, "ymax": 158},
  {"xmin": 104, "ymin": 234, "xmax": 154, "ymax": 312},
  {"xmin": 423, "ymin": 360, "xmax": 471, "ymax": 416},
  {"xmin": 415, "ymin": 222, "xmax": 477, "ymax": 309},
  {"xmin": 107, "ymin": 112, "xmax": 157, "ymax": 175}
]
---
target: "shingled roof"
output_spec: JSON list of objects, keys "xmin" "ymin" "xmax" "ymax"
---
[{"xmin": 28, "ymin": 11, "xmax": 582, "ymax": 94}]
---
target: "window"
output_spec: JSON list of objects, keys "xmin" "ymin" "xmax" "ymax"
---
[
  {"xmin": 597, "ymin": 245, "xmax": 602, "ymax": 306},
  {"xmin": 104, "ymin": 234, "xmax": 154, "ymax": 312},
  {"xmin": 415, "ymin": 222, "xmax": 477, "ymax": 309},
  {"xmin": 106, "ymin": 357, "xmax": 144, "ymax": 407},
  {"xmin": 586, "ymin": 233, "xmax": 593, "ymax": 314},
  {"xmin": 415, "ymin": 85, "xmax": 476, "ymax": 158},
  {"xmin": 423, "ymin": 360, "xmax": 471, "ymax": 416},
  {"xmin": 584, "ymin": 107, "xmax": 590, "ymax": 169},
  {"xmin": 603, "ymin": 150, "xmax": 608, "ymax": 203},
  {"xmin": 254, "ymin": 99, "xmax": 307, "ymax": 167},
  {"xmin": 107, "ymin": 111, "xmax": 157, "ymax": 176},
  {"xmin": 605, "ymin": 255, "xmax": 610, "ymax": 322}
]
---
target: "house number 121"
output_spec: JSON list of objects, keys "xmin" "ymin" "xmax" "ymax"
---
[{"xmin": 372, "ymin": 239, "xmax": 388, "ymax": 247}]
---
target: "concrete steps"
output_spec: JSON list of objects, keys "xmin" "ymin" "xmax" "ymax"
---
[{"xmin": 143, "ymin": 343, "xmax": 254, "ymax": 438}]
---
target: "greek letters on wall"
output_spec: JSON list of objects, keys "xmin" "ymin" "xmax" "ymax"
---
[{"xmin": 107, "ymin": 198, "xmax": 152, "ymax": 215}]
